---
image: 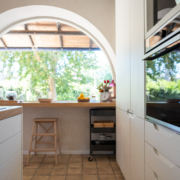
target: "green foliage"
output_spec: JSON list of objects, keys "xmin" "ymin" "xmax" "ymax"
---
[
  {"xmin": 0, "ymin": 51, "xmax": 112, "ymax": 101},
  {"xmin": 146, "ymin": 51, "xmax": 180, "ymax": 101}
]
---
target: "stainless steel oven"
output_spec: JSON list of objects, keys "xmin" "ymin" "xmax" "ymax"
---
[{"xmin": 144, "ymin": 33, "xmax": 180, "ymax": 133}]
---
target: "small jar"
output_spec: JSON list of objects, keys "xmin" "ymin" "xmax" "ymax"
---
[
  {"xmin": 99, "ymin": 134, "xmax": 106, "ymax": 141},
  {"xmin": 5, "ymin": 89, "xmax": 17, "ymax": 100},
  {"xmin": 106, "ymin": 136, "xmax": 112, "ymax": 141},
  {"xmin": 91, "ymin": 95, "xmax": 96, "ymax": 103}
]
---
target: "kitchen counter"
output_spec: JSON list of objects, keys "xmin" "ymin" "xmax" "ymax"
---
[
  {"xmin": 0, "ymin": 101, "xmax": 116, "ymax": 107},
  {"xmin": 0, "ymin": 106, "xmax": 23, "ymax": 120}
]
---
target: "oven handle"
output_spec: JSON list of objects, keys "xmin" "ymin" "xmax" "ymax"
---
[{"xmin": 143, "ymin": 33, "xmax": 180, "ymax": 61}]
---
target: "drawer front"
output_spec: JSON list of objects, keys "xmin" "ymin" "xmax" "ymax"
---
[
  {"xmin": 0, "ymin": 132, "xmax": 21, "ymax": 167},
  {"xmin": 145, "ymin": 120, "xmax": 180, "ymax": 167},
  {"xmin": 145, "ymin": 142, "xmax": 180, "ymax": 180},
  {"xmin": 0, "ymin": 114, "xmax": 21, "ymax": 143},
  {"xmin": 0, "ymin": 150, "xmax": 21, "ymax": 180},
  {"xmin": 145, "ymin": 163, "xmax": 161, "ymax": 180}
]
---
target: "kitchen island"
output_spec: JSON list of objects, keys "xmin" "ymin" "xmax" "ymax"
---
[
  {"xmin": 0, "ymin": 106, "xmax": 23, "ymax": 180},
  {"xmin": 0, "ymin": 102, "xmax": 116, "ymax": 155}
]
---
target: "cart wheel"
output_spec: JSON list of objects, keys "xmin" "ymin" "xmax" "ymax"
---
[{"xmin": 88, "ymin": 157, "xmax": 93, "ymax": 161}]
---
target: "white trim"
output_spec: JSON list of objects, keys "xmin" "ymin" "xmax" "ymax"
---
[
  {"xmin": 0, "ymin": 5, "xmax": 116, "ymax": 80},
  {"xmin": 23, "ymin": 150, "xmax": 90, "ymax": 155}
]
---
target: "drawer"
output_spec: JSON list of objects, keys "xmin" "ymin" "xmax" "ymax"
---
[
  {"xmin": 145, "ymin": 163, "xmax": 161, "ymax": 180},
  {"xmin": 0, "ymin": 132, "xmax": 21, "ymax": 167},
  {"xmin": 145, "ymin": 120, "xmax": 180, "ymax": 167},
  {"xmin": 0, "ymin": 150, "xmax": 22, "ymax": 180},
  {"xmin": 0, "ymin": 114, "xmax": 21, "ymax": 143},
  {"xmin": 145, "ymin": 142, "xmax": 180, "ymax": 180}
]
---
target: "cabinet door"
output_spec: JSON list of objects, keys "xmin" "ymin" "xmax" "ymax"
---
[
  {"xmin": 116, "ymin": 0, "xmax": 131, "ymax": 111},
  {"xmin": 131, "ymin": 115, "xmax": 144, "ymax": 180},
  {"xmin": 116, "ymin": 108, "xmax": 131, "ymax": 180},
  {"xmin": 130, "ymin": 0, "xmax": 145, "ymax": 119}
]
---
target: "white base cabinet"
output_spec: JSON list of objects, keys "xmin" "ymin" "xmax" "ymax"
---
[
  {"xmin": 116, "ymin": 108, "xmax": 131, "ymax": 180},
  {"xmin": 116, "ymin": 108, "xmax": 144, "ymax": 180},
  {"xmin": 0, "ymin": 114, "xmax": 23, "ymax": 180}
]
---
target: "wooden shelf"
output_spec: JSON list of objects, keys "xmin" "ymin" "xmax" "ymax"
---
[
  {"xmin": 0, "ymin": 101, "xmax": 116, "ymax": 108},
  {"xmin": 91, "ymin": 125, "xmax": 116, "ymax": 133}
]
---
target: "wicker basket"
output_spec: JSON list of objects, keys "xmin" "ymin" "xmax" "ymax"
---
[{"xmin": 78, "ymin": 99, "xmax": 90, "ymax": 102}]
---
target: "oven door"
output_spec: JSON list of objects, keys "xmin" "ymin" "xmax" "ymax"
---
[{"xmin": 144, "ymin": 33, "xmax": 180, "ymax": 134}]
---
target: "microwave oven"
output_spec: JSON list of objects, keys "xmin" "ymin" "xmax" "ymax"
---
[{"xmin": 144, "ymin": 33, "xmax": 180, "ymax": 133}]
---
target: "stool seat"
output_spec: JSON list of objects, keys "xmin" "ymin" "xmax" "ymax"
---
[
  {"xmin": 26, "ymin": 118, "xmax": 60, "ymax": 166},
  {"xmin": 33, "ymin": 118, "xmax": 58, "ymax": 122}
]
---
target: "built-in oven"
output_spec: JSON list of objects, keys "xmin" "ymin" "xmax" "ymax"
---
[{"xmin": 144, "ymin": 33, "xmax": 180, "ymax": 134}]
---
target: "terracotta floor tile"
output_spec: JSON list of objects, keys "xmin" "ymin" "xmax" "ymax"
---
[
  {"xmin": 51, "ymin": 168, "xmax": 67, "ymax": 176},
  {"xmin": 32, "ymin": 176, "xmax": 49, "ymax": 180},
  {"xmin": 39, "ymin": 162, "xmax": 54, "ymax": 169},
  {"xmin": 83, "ymin": 154, "xmax": 91, "ymax": 158},
  {"xmin": 109, "ymin": 157, "xmax": 116, "ymax": 162},
  {"xmin": 35, "ymin": 169, "xmax": 52, "ymax": 176},
  {"xmin": 23, "ymin": 169, "xmax": 37, "ymax": 176},
  {"xmin": 23, "ymin": 176, "xmax": 33, "ymax": 180},
  {"xmin": 83, "ymin": 163, "xmax": 97, "ymax": 169},
  {"xmin": 71, "ymin": 155, "xmax": 82, "ymax": 158},
  {"xmin": 110, "ymin": 162, "xmax": 119, "ymax": 167},
  {"xmin": 69, "ymin": 163, "xmax": 82, "ymax": 168},
  {"xmin": 53, "ymin": 162, "xmax": 69, "ymax": 168},
  {"xmin": 99, "ymin": 175, "xmax": 116, "ymax": 180},
  {"xmin": 67, "ymin": 168, "xmax": 83, "ymax": 175},
  {"xmin": 66, "ymin": 175, "xmax": 83, "ymax": 180},
  {"xmin": 83, "ymin": 157, "xmax": 96, "ymax": 164},
  {"xmin": 98, "ymin": 167, "xmax": 114, "ymax": 175},
  {"xmin": 97, "ymin": 162, "xmax": 111, "ymax": 168},
  {"xmin": 43, "ymin": 157, "xmax": 55, "ymax": 162},
  {"xmin": 83, "ymin": 168, "xmax": 98, "ymax": 175},
  {"xmin": 49, "ymin": 176, "xmax": 66, "ymax": 180},
  {"xmin": 30, "ymin": 157, "xmax": 44, "ymax": 163},
  {"xmin": 115, "ymin": 175, "xmax": 125, "ymax": 180},
  {"xmin": 70, "ymin": 157, "xmax": 82, "ymax": 163},
  {"xmin": 83, "ymin": 175, "xmax": 99, "ymax": 180},
  {"xmin": 58, "ymin": 157, "xmax": 70, "ymax": 163},
  {"xmin": 112, "ymin": 167, "xmax": 122, "ymax": 175},
  {"xmin": 25, "ymin": 162, "xmax": 40, "ymax": 169},
  {"xmin": 46, "ymin": 155, "xmax": 56, "ymax": 158}
]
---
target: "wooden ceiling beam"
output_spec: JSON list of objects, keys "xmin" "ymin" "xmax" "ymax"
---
[
  {"xmin": 24, "ymin": 24, "xmax": 35, "ymax": 47},
  {"xmin": 0, "ymin": 47, "xmax": 101, "ymax": 51},
  {"xmin": 0, "ymin": 38, "xmax": 7, "ymax": 48},
  {"xmin": 56, "ymin": 22, "xmax": 63, "ymax": 49},
  {"xmin": 7, "ymin": 30, "xmax": 85, "ymax": 36}
]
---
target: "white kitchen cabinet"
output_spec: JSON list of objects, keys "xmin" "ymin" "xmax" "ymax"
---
[
  {"xmin": 116, "ymin": 108, "xmax": 131, "ymax": 180},
  {"xmin": 145, "ymin": 120, "xmax": 180, "ymax": 167},
  {"xmin": 131, "ymin": 115, "xmax": 144, "ymax": 180},
  {"xmin": 145, "ymin": 142, "xmax": 180, "ymax": 180},
  {"xmin": 0, "ymin": 108, "xmax": 23, "ymax": 180},
  {"xmin": 130, "ymin": 0, "xmax": 145, "ymax": 119},
  {"xmin": 116, "ymin": 0, "xmax": 131, "ymax": 111}
]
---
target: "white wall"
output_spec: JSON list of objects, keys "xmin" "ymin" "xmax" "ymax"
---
[{"xmin": 0, "ymin": 0, "xmax": 115, "ymax": 52}]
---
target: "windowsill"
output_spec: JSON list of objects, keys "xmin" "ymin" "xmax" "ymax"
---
[{"xmin": 0, "ymin": 101, "xmax": 116, "ymax": 107}]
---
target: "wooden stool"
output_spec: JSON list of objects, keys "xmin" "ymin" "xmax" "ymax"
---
[{"xmin": 26, "ymin": 118, "xmax": 60, "ymax": 166}]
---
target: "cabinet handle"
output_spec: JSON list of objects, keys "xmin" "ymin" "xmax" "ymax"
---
[
  {"xmin": 153, "ymin": 147, "xmax": 174, "ymax": 168},
  {"xmin": 127, "ymin": 109, "xmax": 133, "ymax": 114},
  {"xmin": 153, "ymin": 172, "xmax": 159, "ymax": 180},
  {"xmin": 152, "ymin": 123, "xmax": 173, "ymax": 138}
]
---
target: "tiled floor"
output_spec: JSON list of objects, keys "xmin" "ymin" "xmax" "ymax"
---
[{"xmin": 23, "ymin": 154, "xmax": 125, "ymax": 180}]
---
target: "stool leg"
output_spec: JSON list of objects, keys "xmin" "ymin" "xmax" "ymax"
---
[
  {"xmin": 26, "ymin": 122, "xmax": 36, "ymax": 166},
  {"xmin": 56, "ymin": 121, "xmax": 61, "ymax": 155},
  {"xmin": 34, "ymin": 122, "xmax": 38, "ymax": 155},
  {"xmin": 54, "ymin": 122, "xmax": 58, "ymax": 166}
]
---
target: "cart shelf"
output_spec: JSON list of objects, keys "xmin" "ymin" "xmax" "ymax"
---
[
  {"xmin": 91, "ymin": 124, "xmax": 116, "ymax": 133},
  {"xmin": 91, "ymin": 140, "xmax": 116, "ymax": 151}
]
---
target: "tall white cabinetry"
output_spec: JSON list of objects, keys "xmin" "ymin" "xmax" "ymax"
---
[
  {"xmin": 0, "ymin": 108, "xmax": 23, "ymax": 180},
  {"xmin": 116, "ymin": 0, "xmax": 145, "ymax": 180}
]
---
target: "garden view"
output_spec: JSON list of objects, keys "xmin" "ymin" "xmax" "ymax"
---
[{"xmin": 0, "ymin": 51, "xmax": 112, "ymax": 101}]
